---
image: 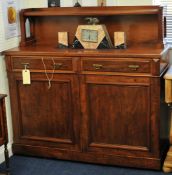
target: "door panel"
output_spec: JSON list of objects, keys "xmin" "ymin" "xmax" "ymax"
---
[
  {"xmin": 88, "ymin": 84, "xmax": 150, "ymax": 147},
  {"xmin": 14, "ymin": 73, "xmax": 80, "ymax": 150},
  {"xmin": 81, "ymin": 75, "xmax": 153, "ymax": 156}
]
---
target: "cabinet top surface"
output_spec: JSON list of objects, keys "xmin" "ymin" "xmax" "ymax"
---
[
  {"xmin": 21, "ymin": 6, "xmax": 162, "ymax": 16},
  {"xmin": 3, "ymin": 45, "xmax": 168, "ymax": 58}
]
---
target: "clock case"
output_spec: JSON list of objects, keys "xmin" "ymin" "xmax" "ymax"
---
[{"xmin": 72, "ymin": 24, "xmax": 113, "ymax": 49}]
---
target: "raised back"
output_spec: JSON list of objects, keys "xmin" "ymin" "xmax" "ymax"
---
[{"xmin": 19, "ymin": 6, "xmax": 165, "ymax": 48}]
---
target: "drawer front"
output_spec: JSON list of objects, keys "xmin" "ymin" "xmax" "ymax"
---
[
  {"xmin": 12, "ymin": 57, "xmax": 73, "ymax": 71},
  {"xmin": 82, "ymin": 59, "xmax": 151, "ymax": 73}
]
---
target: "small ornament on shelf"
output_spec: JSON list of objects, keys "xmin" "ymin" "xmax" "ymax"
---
[
  {"xmin": 73, "ymin": 0, "xmax": 82, "ymax": 7},
  {"xmin": 114, "ymin": 32, "xmax": 127, "ymax": 49},
  {"xmin": 48, "ymin": 0, "xmax": 60, "ymax": 7},
  {"xmin": 58, "ymin": 32, "xmax": 68, "ymax": 48},
  {"xmin": 97, "ymin": 0, "xmax": 106, "ymax": 6}
]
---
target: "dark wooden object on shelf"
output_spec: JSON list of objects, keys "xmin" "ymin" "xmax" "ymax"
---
[
  {"xmin": 0, "ymin": 94, "xmax": 9, "ymax": 175},
  {"xmin": 3, "ymin": 6, "xmax": 170, "ymax": 170}
]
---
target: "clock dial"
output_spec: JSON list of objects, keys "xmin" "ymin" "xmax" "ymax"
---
[
  {"xmin": 89, "ymin": 30, "xmax": 98, "ymax": 42},
  {"xmin": 81, "ymin": 29, "xmax": 90, "ymax": 42},
  {"xmin": 81, "ymin": 29, "xmax": 98, "ymax": 43}
]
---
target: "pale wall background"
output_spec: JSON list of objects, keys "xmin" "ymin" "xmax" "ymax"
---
[
  {"xmin": 0, "ymin": 0, "xmax": 156, "ymax": 163},
  {"xmin": 20, "ymin": 0, "xmax": 153, "ymax": 7}
]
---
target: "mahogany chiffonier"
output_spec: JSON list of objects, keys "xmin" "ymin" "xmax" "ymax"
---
[{"xmin": 3, "ymin": 6, "xmax": 170, "ymax": 170}]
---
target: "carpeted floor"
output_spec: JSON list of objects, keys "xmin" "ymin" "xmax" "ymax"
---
[{"xmin": 0, "ymin": 155, "xmax": 170, "ymax": 175}]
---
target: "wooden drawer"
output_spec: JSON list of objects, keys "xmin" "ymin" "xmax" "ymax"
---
[
  {"xmin": 11, "ymin": 56, "xmax": 73, "ymax": 71},
  {"xmin": 82, "ymin": 58, "xmax": 151, "ymax": 73}
]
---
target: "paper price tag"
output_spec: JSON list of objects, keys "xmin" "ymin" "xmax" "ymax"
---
[{"xmin": 22, "ymin": 69, "xmax": 31, "ymax": 85}]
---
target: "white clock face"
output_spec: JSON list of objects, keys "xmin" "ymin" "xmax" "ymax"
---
[{"xmin": 81, "ymin": 29, "xmax": 98, "ymax": 43}]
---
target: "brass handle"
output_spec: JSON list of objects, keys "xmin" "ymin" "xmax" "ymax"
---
[
  {"xmin": 21, "ymin": 63, "xmax": 30, "ymax": 69},
  {"xmin": 128, "ymin": 65, "xmax": 140, "ymax": 71},
  {"xmin": 53, "ymin": 63, "xmax": 63, "ymax": 69},
  {"xmin": 93, "ymin": 64, "xmax": 103, "ymax": 70}
]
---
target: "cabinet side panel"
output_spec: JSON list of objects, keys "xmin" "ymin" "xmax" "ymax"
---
[{"xmin": 0, "ymin": 101, "xmax": 3, "ymax": 140}]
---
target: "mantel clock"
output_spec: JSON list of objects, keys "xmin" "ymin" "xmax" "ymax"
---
[{"xmin": 72, "ymin": 17, "xmax": 113, "ymax": 49}]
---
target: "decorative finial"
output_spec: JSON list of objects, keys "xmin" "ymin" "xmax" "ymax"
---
[
  {"xmin": 74, "ymin": 1, "xmax": 81, "ymax": 7},
  {"xmin": 85, "ymin": 17, "xmax": 99, "ymax": 25}
]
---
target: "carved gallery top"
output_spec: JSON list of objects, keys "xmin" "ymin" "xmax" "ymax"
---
[{"xmin": 17, "ymin": 6, "xmax": 165, "ymax": 53}]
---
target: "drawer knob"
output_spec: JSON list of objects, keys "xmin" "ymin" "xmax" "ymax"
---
[
  {"xmin": 128, "ymin": 65, "xmax": 140, "ymax": 71},
  {"xmin": 21, "ymin": 63, "xmax": 30, "ymax": 69},
  {"xmin": 53, "ymin": 63, "xmax": 63, "ymax": 69},
  {"xmin": 93, "ymin": 64, "xmax": 103, "ymax": 70}
]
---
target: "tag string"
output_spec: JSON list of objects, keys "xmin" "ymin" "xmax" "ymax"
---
[
  {"xmin": 24, "ymin": 65, "xmax": 27, "ymax": 71},
  {"xmin": 42, "ymin": 57, "xmax": 55, "ymax": 89}
]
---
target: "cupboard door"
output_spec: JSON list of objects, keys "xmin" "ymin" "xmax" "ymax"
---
[
  {"xmin": 10, "ymin": 73, "xmax": 80, "ymax": 151},
  {"xmin": 80, "ymin": 75, "xmax": 159, "ymax": 157}
]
